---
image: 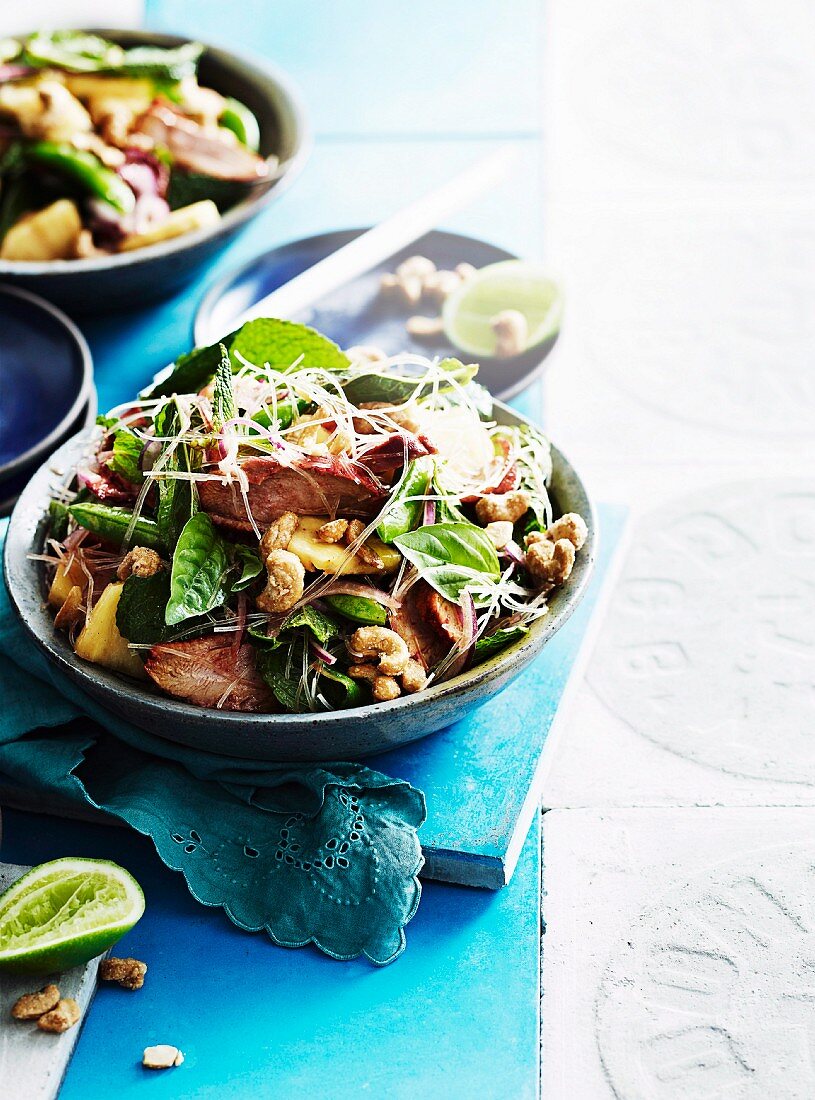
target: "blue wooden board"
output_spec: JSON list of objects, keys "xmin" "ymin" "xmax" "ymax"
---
[{"xmin": 0, "ymin": 807, "xmax": 541, "ymax": 1100}]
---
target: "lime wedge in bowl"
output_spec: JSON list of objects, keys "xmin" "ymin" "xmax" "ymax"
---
[
  {"xmin": 442, "ymin": 260, "xmax": 563, "ymax": 358},
  {"xmin": 0, "ymin": 858, "xmax": 145, "ymax": 975}
]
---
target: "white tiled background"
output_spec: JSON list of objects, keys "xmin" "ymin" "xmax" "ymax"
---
[{"xmin": 541, "ymin": 1, "xmax": 815, "ymax": 1096}]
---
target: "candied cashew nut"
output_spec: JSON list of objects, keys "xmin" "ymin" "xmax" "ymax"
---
[
  {"xmin": 490, "ymin": 309, "xmax": 528, "ymax": 358},
  {"xmin": 317, "ymin": 518, "xmax": 349, "ymax": 543},
  {"xmin": 348, "ymin": 626, "xmax": 410, "ymax": 676},
  {"xmin": 256, "ymin": 549, "xmax": 305, "ymax": 613},
  {"xmin": 37, "ymin": 998, "xmax": 80, "ymax": 1033},
  {"xmin": 345, "ymin": 519, "xmax": 384, "ymax": 569},
  {"xmin": 348, "ymin": 662, "xmax": 401, "ymax": 701},
  {"xmin": 406, "ymin": 315, "xmax": 444, "ymax": 339},
  {"xmin": 547, "ymin": 512, "xmax": 588, "ymax": 551},
  {"xmin": 345, "ymin": 344, "xmax": 388, "ymax": 365},
  {"xmin": 396, "ymin": 255, "xmax": 436, "ymax": 281},
  {"xmin": 99, "ymin": 957, "xmax": 147, "ymax": 990},
  {"xmin": 400, "ymin": 658, "xmax": 428, "ymax": 694},
  {"xmin": 526, "ymin": 538, "xmax": 575, "ymax": 589},
  {"xmin": 54, "ymin": 584, "xmax": 84, "ymax": 630},
  {"xmin": 484, "ymin": 521, "xmax": 514, "ymax": 550},
  {"xmin": 422, "ymin": 269, "xmax": 461, "ymax": 305},
  {"xmin": 380, "ymin": 271, "xmax": 422, "ymax": 307},
  {"xmin": 11, "ymin": 984, "xmax": 60, "ymax": 1020},
  {"xmin": 475, "ymin": 490, "xmax": 530, "ymax": 525},
  {"xmin": 455, "ymin": 262, "xmax": 477, "ymax": 281},
  {"xmin": 259, "ymin": 512, "xmax": 299, "ymax": 557},
  {"xmin": 117, "ymin": 546, "xmax": 162, "ymax": 581},
  {"xmin": 143, "ymin": 1044, "xmax": 185, "ymax": 1069}
]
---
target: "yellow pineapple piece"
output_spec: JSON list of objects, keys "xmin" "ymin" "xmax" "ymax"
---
[
  {"xmin": 74, "ymin": 582, "xmax": 147, "ymax": 679},
  {"xmin": 288, "ymin": 517, "xmax": 400, "ymax": 575}
]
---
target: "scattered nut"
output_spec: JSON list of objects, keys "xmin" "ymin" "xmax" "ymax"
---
[
  {"xmin": 117, "ymin": 546, "xmax": 162, "ymax": 581},
  {"xmin": 423, "ymin": 269, "xmax": 462, "ymax": 305},
  {"xmin": 406, "ymin": 315, "xmax": 445, "ymax": 339},
  {"xmin": 348, "ymin": 626, "xmax": 410, "ymax": 676},
  {"xmin": 380, "ymin": 271, "xmax": 422, "ymax": 307},
  {"xmin": 525, "ymin": 537, "xmax": 575, "ymax": 589},
  {"xmin": 546, "ymin": 512, "xmax": 588, "ymax": 551},
  {"xmin": 475, "ymin": 490, "xmax": 530, "ymax": 525},
  {"xmin": 345, "ymin": 344, "xmax": 388, "ymax": 364},
  {"xmin": 345, "ymin": 519, "xmax": 384, "ymax": 569},
  {"xmin": 400, "ymin": 658, "xmax": 428, "ymax": 694},
  {"xmin": 317, "ymin": 518, "xmax": 349, "ymax": 543},
  {"xmin": 483, "ymin": 520, "xmax": 514, "ymax": 549},
  {"xmin": 257, "ymin": 548, "xmax": 305, "ymax": 613},
  {"xmin": 348, "ymin": 663, "xmax": 401, "ymax": 701},
  {"xmin": 37, "ymin": 998, "xmax": 80, "ymax": 1034},
  {"xmin": 259, "ymin": 512, "xmax": 299, "ymax": 557},
  {"xmin": 455, "ymin": 262, "xmax": 477, "ymax": 281},
  {"xmin": 99, "ymin": 957, "xmax": 147, "ymax": 990},
  {"xmin": 490, "ymin": 309, "xmax": 528, "ymax": 358},
  {"xmin": 11, "ymin": 984, "xmax": 60, "ymax": 1020},
  {"xmin": 143, "ymin": 1044, "xmax": 185, "ymax": 1069},
  {"xmin": 396, "ymin": 255, "xmax": 436, "ymax": 281},
  {"xmin": 54, "ymin": 585, "xmax": 84, "ymax": 630}
]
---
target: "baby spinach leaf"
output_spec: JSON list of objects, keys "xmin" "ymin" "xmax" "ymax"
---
[
  {"xmin": 377, "ymin": 456, "xmax": 434, "ymax": 543},
  {"xmin": 230, "ymin": 545, "xmax": 263, "ymax": 592},
  {"xmin": 166, "ymin": 513, "xmax": 229, "ymax": 626},
  {"xmin": 108, "ymin": 428, "xmax": 143, "ymax": 485},
  {"xmin": 116, "ymin": 572, "xmax": 171, "ymax": 645},
  {"xmin": 474, "ymin": 625, "xmax": 529, "ymax": 661},
  {"xmin": 211, "ymin": 344, "xmax": 236, "ymax": 429},
  {"xmin": 394, "ymin": 522, "xmax": 501, "ymax": 603}
]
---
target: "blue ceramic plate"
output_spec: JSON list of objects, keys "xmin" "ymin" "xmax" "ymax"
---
[
  {"xmin": 0, "ymin": 284, "xmax": 94, "ymax": 486},
  {"xmin": 4, "ymin": 403, "xmax": 595, "ymax": 763},
  {"xmin": 195, "ymin": 229, "xmax": 560, "ymax": 400}
]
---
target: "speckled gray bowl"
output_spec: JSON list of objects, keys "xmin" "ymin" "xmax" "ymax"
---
[
  {"xmin": 3, "ymin": 402, "xmax": 596, "ymax": 761},
  {"xmin": 0, "ymin": 29, "xmax": 310, "ymax": 311}
]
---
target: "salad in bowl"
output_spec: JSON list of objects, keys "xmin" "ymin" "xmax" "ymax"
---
[{"xmin": 33, "ymin": 320, "xmax": 590, "ymax": 718}]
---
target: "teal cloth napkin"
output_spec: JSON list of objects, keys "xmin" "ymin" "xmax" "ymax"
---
[{"xmin": 0, "ymin": 520, "xmax": 425, "ymax": 965}]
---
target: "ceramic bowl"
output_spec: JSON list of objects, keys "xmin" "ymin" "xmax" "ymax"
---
[
  {"xmin": 0, "ymin": 30, "xmax": 310, "ymax": 312},
  {"xmin": 3, "ymin": 402, "xmax": 596, "ymax": 762}
]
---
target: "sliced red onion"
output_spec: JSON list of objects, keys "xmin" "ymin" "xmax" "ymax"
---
[
  {"xmin": 139, "ymin": 439, "xmax": 163, "ymax": 473},
  {"xmin": 118, "ymin": 148, "xmax": 170, "ymax": 199},
  {"xmin": 319, "ymin": 580, "xmax": 401, "ymax": 612},
  {"xmin": 0, "ymin": 64, "xmax": 34, "ymax": 82},
  {"xmin": 130, "ymin": 193, "xmax": 170, "ymax": 236},
  {"xmin": 233, "ymin": 593, "xmax": 248, "ymax": 654},
  {"xmin": 423, "ymin": 499, "xmax": 436, "ymax": 526},
  {"xmin": 502, "ymin": 540, "xmax": 525, "ymax": 566},
  {"xmin": 311, "ymin": 641, "xmax": 337, "ymax": 666}
]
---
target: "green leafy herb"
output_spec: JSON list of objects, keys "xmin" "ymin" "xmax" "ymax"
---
[
  {"xmin": 68, "ymin": 502, "xmax": 162, "ymax": 550},
  {"xmin": 250, "ymin": 605, "xmax": 340, "ymax": 649},
  {"xmin": 48, "ymin": 500, "xmax": 70, "ymax": 541},
  {"xmin": 155, "ymin": 399, "xmax": 199, "ymax": 551},
  {"xmin": 323, "ymin": 593, "xmax": 388, "ymax": 626},
  {"xmin": 341, "ymin": 357, "xmax": 477, "ymax": 404},
  {"xmin": 108, "ymin": 429, "xmax": 143, "ymax": 485},
  {"xmin": 165, "ymin": 513, "xmax": 229, "ymax": 626},
  {"xmin": 394, "ymin": 522, "xmax": 500, "ymax": 603},
  {"xmin": 116, "ymin": 572, "xmax": 171, "ymax": 645},
  {"xmin": 167, "ymin": 172, "xmax": 250, "ymax": 212},
  {"xmin": 230, "ymin": 545, "xmax": 263, "ymax": 592},
  {"xmin": 255, "ymin": 644, "xmax": 309, "ymax": 712},
  {"xmin": 377, "ymin": 456, "xmax": 434, "ymax": 543},
  {"xmin": 212, "ymin": 344, "xmax": 236, "ymax": 429},
  {"xmin": 474, "ymin": 625, "xmax": 529, "ymax": 660},
  {"xmin": 118, "ymin": 41, "xmax": 203, "ymax": 80}
]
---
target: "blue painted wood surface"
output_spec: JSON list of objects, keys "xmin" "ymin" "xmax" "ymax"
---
[{"xmin": 0, "ymin": 808, "xmax": 540, "ymax": 1099}]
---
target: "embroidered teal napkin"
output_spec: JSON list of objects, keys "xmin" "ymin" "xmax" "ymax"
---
[{"xmin": 0, "ymin": 520, "xmax": 424, "ymax": 965}]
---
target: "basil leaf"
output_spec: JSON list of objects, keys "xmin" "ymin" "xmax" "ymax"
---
[
  {"xmin": 341, "ymin": 357, "xmax": 477, "ymax": 405},
  {"xmin": 394, "ymin": 522, "xmax": 501, "ymax": 603},
  {"xmin": 108, "ymin": 428, "xmax": 143, "ymax": 485},
  {"xmin": 474, "ymin": 625, "xmax": 529, "ymax": 661},
  {"xmin": 377, "ymin": 456, "xmax": 434, "ymax": 543},
  {"xmin": 116, "ymin": 572, "xmax": 171, "ymax": 645},
  {"xmin": 230, "ymin": 545, "xmax": 263, "ymax": 592},
  {"xmin": 319, "ymin": 666, "xmax": 368, "ymax": 709},
  {"xmin": 212, "ymin": 344, "xmax": 236, "ymax": 429},
  {"xmin": 166, "ymin": 513, "xmax": 229, "ymax": 626}
]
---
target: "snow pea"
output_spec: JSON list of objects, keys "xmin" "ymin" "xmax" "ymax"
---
[
  {"xmin": 27, "ymin": 142, "xmax": 135, "ymax": 214},
  {"xmin": 69, "ymin": 502, "xmax": 162, "ymax": 550},
  {"xmin": 376, "ymin": 456, "xmax": 435, "ymax": 543},
  {"xmin": 323, "ymin": 594, "xmax": 388, "ymax": 626},
  {"xmin": 219, "ymin": 97, "xmax": 261, "ymax": 152}
]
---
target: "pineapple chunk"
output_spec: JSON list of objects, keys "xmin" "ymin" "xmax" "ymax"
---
[
  {"xmin": 48, "ymin": 558, "xmax": 87, "ymax": 608},
  {"xmin": 119, "ymin": 200, "xmax": 220, "ymax": 252},
  {"xmin": 288, "ymin": 517, "xmax": 400, "ymax": 575},
  {"xmin": 74, "ymin": 582, "xmax": 147, "ymax": 679},
  {"xmin": 64, "ymin": 75, "xmax": 155, "ymax": 103},
  {"xmin": 0, "ymin": 199, "xmax": 82, "ymax": 261}
]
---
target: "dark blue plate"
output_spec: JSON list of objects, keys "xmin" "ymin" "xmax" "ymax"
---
[
  {"xmin": 194, "ymin": 229, "xmax": 559, "ymax": 400},
  {"xmin": 0, "ymin": 285, "xmax": 93, "ymax": 484}
]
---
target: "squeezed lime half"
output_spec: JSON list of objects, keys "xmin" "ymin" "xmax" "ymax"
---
[
  {"xmin": 0, "ymin": 858, "xmax": 145, "ymax": 975},
  {"xmin": 443, "ymin": 260, "xmax": 563, "ymax": 358}
]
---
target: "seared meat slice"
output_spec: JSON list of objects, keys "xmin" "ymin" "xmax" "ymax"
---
[
  {"xmin": 77, "ymin": 465, "xmax": 138, "ymax": 504},
  {"xmin": 198, "ymin": 454, "xmax": 388, "ymax": 531},
  {"xmin": 461, "ymin": 434, "xmax": 519, "ymax": 502},
  {"xmin": 356, "ymin": 431, "xmax": 436, "ymax": 480},
  {"xmin": 134, "ymin": 101, "xmax": 269, "ymax": 182},
  {"xmin": 145, "ymin": 635, "xmax": 274, "ymax": 712},
  {"xmin": 390, "ymin": 579, "xmax": 466, "ymax": 671}
]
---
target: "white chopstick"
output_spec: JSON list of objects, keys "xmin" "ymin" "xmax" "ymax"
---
[{"xmin": 220, "ymin": 144, "xmax": 519, "ymax": 337}]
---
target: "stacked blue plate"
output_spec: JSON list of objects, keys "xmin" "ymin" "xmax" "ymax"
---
[{"xmin": 0, "ymin": 285, "xmax": 95, "ymax": 516}]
